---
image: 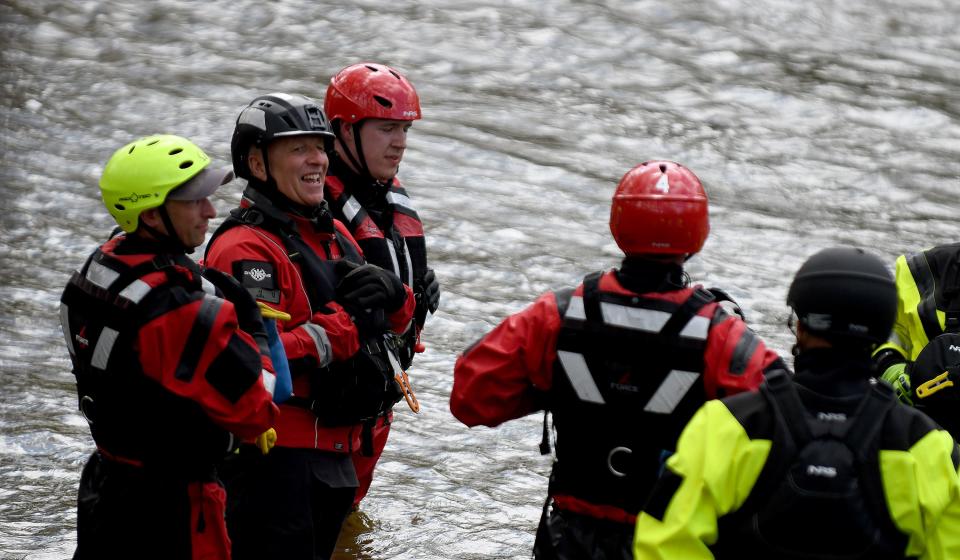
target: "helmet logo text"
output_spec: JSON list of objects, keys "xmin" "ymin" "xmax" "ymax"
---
[
  {"xmin": 654, "ymin": 174, "xmax": 670, "ymax": 193},
  {"xmin": 119, "ymin": 192, "xmax": 154, "ymax": 203}
]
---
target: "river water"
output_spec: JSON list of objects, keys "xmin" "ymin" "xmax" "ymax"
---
[{"xmin": 1, "ymin": 0, "xmax": 958, "ymax": 558}]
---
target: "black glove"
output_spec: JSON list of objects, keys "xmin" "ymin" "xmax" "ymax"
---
[
  {"xmin": 335, "ymin": 261, "xmax": 406, "ymax": 312},
  {"xmin": 201, "ymin": 267, "xmax": 266, "ymax": 337},
  {"xmin": 707, "ymin": 287, "xmax": 746, "ymax": 322},
  {"xmin": 422, "ymin": 268, "xmax": 441, "ymax": 314}
]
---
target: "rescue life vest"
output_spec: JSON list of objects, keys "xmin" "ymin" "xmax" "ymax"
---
[
  {"xmin": 904, "ymin": 243, "xmax": 960, "ymax": 343},
  {"xmin": 325, "ymin": 175, "xmax": 427, "ymax": 367},
  {"xmin": 59, "ymin": 244, "xmax": 234, "ymax": 477},
  {"xmin": 546, "ymin": 272, "xmax": 715, "ymax": 514},
  {"xmin": 713, "ymin": 371, "xmax": 908, "ymax": 559},
  {"xmin": 206, "ymin": 187, "xmax": 403, "ymax": 427}
]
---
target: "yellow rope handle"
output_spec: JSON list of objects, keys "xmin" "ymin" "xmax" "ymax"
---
[
  {"xmin": 257, "ymin": 301, "xmax": 291, "ymax": 322},
  {"xmin": 915, "ymin": 371, "xmax": 954, "ymax": 399}
]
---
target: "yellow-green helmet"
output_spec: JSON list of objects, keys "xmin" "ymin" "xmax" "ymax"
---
[{"xmin": 99, "ymin": 134, "xmax": 212, "ymax": 232}]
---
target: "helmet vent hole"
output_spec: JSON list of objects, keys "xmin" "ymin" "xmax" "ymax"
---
[
  {"xmin": 365, "ymin": 65, "xmax": 379, "ymax": 72},
  {"xmin": 659, "ymin": 163, "xmax": 668, "ymax": 173},
  {"xmin": 114, "ymin": 203, "xmax": 126, "ymax": 211},
  {"xmin": 146, "ymin": 140, "xmax": 159, "ymax": 146},
  {"xmin": 168, "ymin": 148, "xmax": 183, "ymax": 155},
  {"xmin": 281, "ymin": 115, "xmax": 296, "ymax": 128},
  {"xmin": 389, "ymin": 70, "xmax": 401, "ymax": 80},
  {"xmin": 373, "ymin": 95, "xmax": 393, "ymax": 108},
  {"xmin": 127, "ymin": 146, "xmax": 136, "ymax": 154},
  {"xmin": 179, "ymin": 160, "xmax": 193, "ymax": 169}
]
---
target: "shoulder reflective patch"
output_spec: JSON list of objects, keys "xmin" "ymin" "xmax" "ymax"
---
[
  {"xmin": 92, "ymin": 326, "xmax": 119, "ymax": 370},
  {"xmin": 342, "ymin": 196, "xmax": 363, "ymax": 223},
  {"xmin": 261, "ymin": 369, "xmax": 276, "ymax": 397},
  {"xmin": 386, "ymin": 191, "xmax": 416, "ymax": 212},
  {"xmin": 236, "ymin": 260, "xmax": 280, "ymax": 304},
  {"xmin": 200, "ymin": 276, "xmax": 217, "ymax": 295},
  {"xmin": 119, "ymin": 279, "xmax": 152, "ymax": 304},
  {"xmin": 729, "ymin": 328, "xmax": 760, "ymax": 375},
  {"xmin": 566, "ymin": 295, "xmax": 586, "ymax": 320},
  {"xmin": 602, "ymin": 302, "xmax": 670, "ymax": 333},
  {"xmin": 644, "ymin": 370, "xmax": 700, "ymax": 414},
  {"xmin": 557, "ymin": 350, "xmax": 606, "ymax": 404},
  {"xmin": 678, "ymin": 315, "xmax": 710, "ymax": 340},
  {"xmin": 301, "ymin": 323, "xmax": 333, "ymax": 368},
  {"xmin": 60, "ymin": 302, "xmax": 75, "ymax": 356},
  {"xmin": 86, "ymin": 260, "xmax": 119, "ymax": 290}
]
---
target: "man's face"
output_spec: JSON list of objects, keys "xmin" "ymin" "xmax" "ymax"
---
[
  {"xmin": 164, "ymin": 198, "xmax": 216, "ymax": 250},
  {"xmin": 343, "ymin": 118, "xmax": 411, "ymax": 182},
  {"xmin": 254, "ymin": 135, "xmax": 330, "ymax": 207}
]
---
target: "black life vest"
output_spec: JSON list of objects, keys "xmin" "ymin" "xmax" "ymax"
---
[
  {"xmin": 325, "ymin": 175, "xmax": 427, "ymax": 367},
  {"xmin": 906, "ymin": 242, "xmax": 960, "ymax": 341},
  {"xmin": 59, "ymin": 243, "xmax": 233, "ymax": 477},
  {"xmin": 547, "ymin": 272, "xmax": 715, "ymax": 513},
  {"xmin": 206, "ymin": 187, "xmax": 403, "ymax": 427},
  {"xmin": 714, "ymin": 371, "xmax": 908, "ymax": 559}
]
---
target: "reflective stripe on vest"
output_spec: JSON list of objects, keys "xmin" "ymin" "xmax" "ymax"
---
[{"xmin": 559, "ymin": 294, "xmax": 709, "ymax": 413}]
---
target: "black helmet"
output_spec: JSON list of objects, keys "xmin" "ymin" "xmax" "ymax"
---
[
  {"xmin": 231, "ymin": 93, "xmax": 335, "ymax": 180},
  {"xmin": 786, "ymin": 247, "xmax": 896, "ymax": 346}
]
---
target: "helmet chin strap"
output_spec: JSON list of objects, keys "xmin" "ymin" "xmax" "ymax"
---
[
  {"xmin": 139, "ymin": 205, "xmax": 191, "ymax": 254},
  {"xmin": 338, "ymin": 122, "xmax": 394, "ymax": 194}
]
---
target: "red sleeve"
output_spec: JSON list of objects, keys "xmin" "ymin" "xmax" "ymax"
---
[
  {"xmin": 137, "ymin": 296, "xmax": 278, "ymax": 439},
  {"xmin": 702, "ymin": 309, "xmax": 782, "ymax": 399},
  {"xmin": 388, "ymin": 284, "xmax": 416, "ymax": 334},
  {"xmin": 278, "ymin": 304, "xmax": 361, "ymax": 363},
  {"xmin": 450, "ymin": 292, "xmax": 562, "ymax": 428}
]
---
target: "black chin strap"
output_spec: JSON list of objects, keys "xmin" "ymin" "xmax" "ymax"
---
[{"xmin": 140, "ymin": 206, "xmax": 191, "ymax": 254}]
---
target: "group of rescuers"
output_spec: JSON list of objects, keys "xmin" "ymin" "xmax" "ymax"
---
[{"xmin": 59, "ymin": 61, "xmax": 960, "ymax": 560}]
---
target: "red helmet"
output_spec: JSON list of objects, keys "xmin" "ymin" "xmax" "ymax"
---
[
  {"xmin": 609, "ymin": 161, "xmax": 710, "ymax": 256},
  {"xmin": 324, "ymin": 63, "xmax": 422, "ymax": 125}
]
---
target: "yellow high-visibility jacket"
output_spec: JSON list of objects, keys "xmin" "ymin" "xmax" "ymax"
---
[
  {"xmin": 875, "ymin": 243, "xmax": 960, "ymax": 362},
  {"xmin": 634, "ymin": 364, "xmax": 960, "ymax": 559}
]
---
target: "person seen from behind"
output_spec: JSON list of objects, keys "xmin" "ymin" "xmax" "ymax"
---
[
  {"xmin": 633, "ymin": 246, "xmax": 960, "ymax": 559},
  {"xmin": 451, "ymin": 161, "xmax": 785, "ymax": 559}
]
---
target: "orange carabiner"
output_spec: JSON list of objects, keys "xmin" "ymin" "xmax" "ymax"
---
[{"xmin": 395, "ymin": 369, "xmax": 420, "ymax": 413}]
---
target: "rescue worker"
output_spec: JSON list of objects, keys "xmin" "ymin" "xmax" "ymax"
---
[
  {"xmin": 61, "ymin": 134, "xmax": 279, "ymax": 560},
  {"xmin": 873, "ymin": 243, "xmax": 960, "ymax": 438},
  {"xmin": 451, "ymin": 161, "xmax": 785, "ymax": 559},
  {"xmin": 633, "ymin": 247, "xmax": 960, "ymax": 559},
  {"xmin": 323, "ymin": 62, "xmax": 440, "ymax": 507},
  {"xmin": 204, "ymin": 93, "xmax": 415, "ymax": 560}
]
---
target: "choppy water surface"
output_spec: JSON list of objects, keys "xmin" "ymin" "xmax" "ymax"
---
[{"xmin": 1, "ymin": 0, "xmax": 958, "ymax": 558}]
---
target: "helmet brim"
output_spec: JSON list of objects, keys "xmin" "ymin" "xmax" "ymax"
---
[{"xmin": 167, "ymin": 166, "xmax": 235, "ymax": 201}]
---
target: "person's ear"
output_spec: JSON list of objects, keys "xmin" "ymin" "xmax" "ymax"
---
[
  {"xmin": 248, "ymin": 147, "xmax": 268, "ymax": 181},
  {"xmin": 139, "ymin": 207, "xmax": 162, "ymax": 229}
]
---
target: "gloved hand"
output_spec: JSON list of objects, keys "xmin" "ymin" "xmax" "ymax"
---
[
  {"xmin": 335, "ymin": 260, "xmax": 406, "ymax": 312},
  {"xmin": 255, "ymin": 428, "xmax": 277, "ymax": 455},
  {"xmin": 880, "ymin": 363, "xmax": 913, "ymax": 405},
  {"xmin": 202, "ymin": 268, "xmax": 266, "ymax": 337},
  {"xmin": 707, "ymin": 287, "xmax": 746, "ymax": 322},
  {"xmin": 422, "ymin": 268, "xmax": 441, "ymax": 314}
]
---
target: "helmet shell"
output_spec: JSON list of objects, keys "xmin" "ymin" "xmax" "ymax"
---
[
  {"xmin": 609, "ymin": 161, "xmax": 709, "ymax": 256},
  {"xmin": 787, "ymin": 247, "xmax": 897, "ymax": 345},
  {"xmin": 231, "ymin": 93, "xmax": 335, "ymax": 180},
  {"xmin": 324, "ymin": 63, "xmax": 421, "ymax": 125},
  {"xmin": 99, "ymin": 134, "xmax": 211, "ymax": 232}
]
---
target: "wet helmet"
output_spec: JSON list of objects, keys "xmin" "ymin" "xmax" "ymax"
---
[
  {"xmin": 787, "ymin": 247, "xmax": 897, "ymax": 345},
  {"xmin": 231, "ymin": 93, "xmax": 335, "ymax": 180},
  {"xmin": 100, "ymin": 134, "xmax": 213, "ymax": 232},
  {"xmin": 324, "ymin": 63, "xmax": 422, "ymax": 126},
  {"xmin": 609, "ymin": 161, "xmax": 709, "ymax": 256}
]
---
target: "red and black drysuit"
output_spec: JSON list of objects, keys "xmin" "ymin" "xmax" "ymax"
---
[
  {"xmin": 324, "ymin": 155, "xmax": 430, "ymax": 505},
  {"xmin": 451, "ymin": 260, "xmax": 785, "ymax": 560},
  {"xmin": 60, "ymin": 234, "xmax": 278, "ymax": 560},
  {"xmin": 204, "ymin": 186, "xmax": 414, "ymax": 560}
]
